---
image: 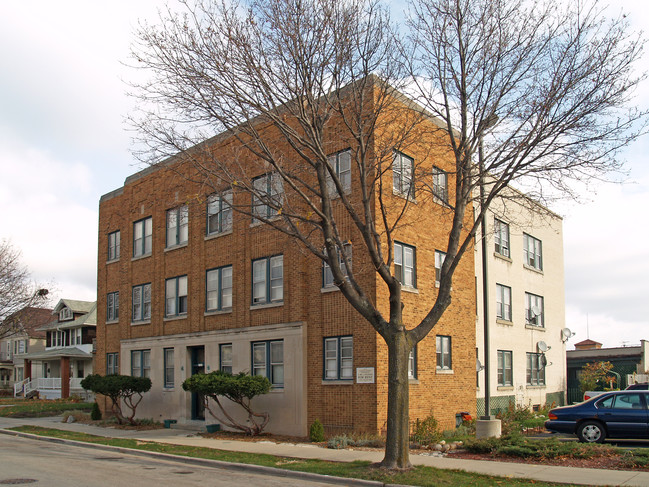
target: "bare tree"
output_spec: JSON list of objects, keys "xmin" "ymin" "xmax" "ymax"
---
[
  {"xmin": 128, "ymin": 0, "xmax": 645, "ymax": 469},
  {"xmin": 0, "ymin": 240, "xmax": 50, "ymax": 339}
]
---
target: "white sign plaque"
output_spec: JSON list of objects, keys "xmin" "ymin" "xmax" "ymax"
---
[{"xmin": 356, "ymin": 367, "xmax": 375, "ymax": 384}]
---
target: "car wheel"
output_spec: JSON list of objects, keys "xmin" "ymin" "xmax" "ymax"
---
[{"xmin": 577, "ymin": 420, "xmax": 605, "ymax": 443}]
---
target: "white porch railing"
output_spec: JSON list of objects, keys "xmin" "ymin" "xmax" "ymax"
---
[
  {"xmin": 13, "ymin": 379, "xmax": 28, "ymax": 397},
  {"xmin": 14, "ymin": 377, "xmax": 88, "ymax": 397}
]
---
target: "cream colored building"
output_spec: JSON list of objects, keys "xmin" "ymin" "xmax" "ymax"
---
[{"xmin": 476, "ymin": 193, "xmax": 568, "ymax": 414}]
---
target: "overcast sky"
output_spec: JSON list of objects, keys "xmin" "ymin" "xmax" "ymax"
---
[{"xmin": 0, "ymin": 1, "xmax": 647, "ymax": 350}]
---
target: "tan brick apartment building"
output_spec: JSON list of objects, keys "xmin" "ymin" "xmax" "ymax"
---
[{"xmin": 96, "ymin": 88, "xmax": 477, "ymax": 436}]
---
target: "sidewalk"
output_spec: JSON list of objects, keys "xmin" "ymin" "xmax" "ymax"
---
[{"xmin": 1, "ymin": 416, "xmax": 648, "ymax": 486}]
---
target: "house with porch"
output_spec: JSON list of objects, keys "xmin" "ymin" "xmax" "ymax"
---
[{"xmin": 17, "ymin": 299, "xmax": 96, "ymax": 399}]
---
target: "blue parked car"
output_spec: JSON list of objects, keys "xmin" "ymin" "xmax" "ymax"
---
[{"xmin": 545, "ymin": 390, "xmax": 649, "ymax": 443}]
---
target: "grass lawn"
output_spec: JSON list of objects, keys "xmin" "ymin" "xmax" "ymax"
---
[
  {"xmin": 0, "ymin": 398, "xmax": 93, "ymax": 418},
  {"xmin": 8, "ymin": 425, "xmax": 578, "ymax": 487}
]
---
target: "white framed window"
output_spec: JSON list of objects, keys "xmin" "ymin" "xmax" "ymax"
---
[
  {"xmin": 252, "ymin": 255, "xmax": 283, "ymax": 305},
  {"xmin": 408, "ymin": 345, "xmax": 417, "ymax": 379},
  {"xmin": 165, "ymin": 275, "xmax": 188, "ymax": 317},
  {"xmin": 133, "ymin": 217, "xmax": 153, "ymax": 257},
  {"xmin": 107, "ymin": 291, "xmax": 119, "ymax": 322},
  {"xmin": 525, "ymin": 292, "xmax": 544, "ymax": 327},
  {"xmin": 108, "ymin": 230, "xmax": 120, "ymax": 261},
  {"xmin": 132, "ymin": 283, "xmax": 151, "ymax": 322},
  {"xmin": 220, "ymin": 343, "xmax": 233, "ymax": 374},
  {"xmin": 494, "ymin": 219, "xmax": 510, "ymax": 257},
  {"xmin": 164, "ymin": 348, "xmax": 174, "ymax": 388},
  {"xmin": 323, "ymin": 244, "xmax": 352, "ymax": 288},
  {"xmin": 326, "ymin": 150, "xmax": 352, "ymax": 195},
  {"xmin": 252, "ymin": 173, "xmax": 283, "ymax": 221},
  {"xmin": 394, "ymin": 242, "xmax": 416, "ymax": 288},
  {"xmin": 206, "ymin": 266, "xmax": 233, "ymax": 311},
  {"xmin": 106, "ymin": 352, "xmax": 119, "ymax": 375},
  {"xmin": 496, "ymin": 284, "xmax": 512, "ymax": 321},
  {"xmin": 207, "ymin": 191, "xmax": 233, "ymax": 235},
  {"xmin": 131, "ymin": 349, "xmax": 151, "ymax": 378},
  {"xmin": 435, "ymin": 250, "xmax": 446, "ymax": 285},
  {"xmin": 393, "ymin": 151, "xmax": 414, "ymax": 198},
  {"xmin": 523, "ymin": 233, "xmax": 543, "ymax": 270},
  {"xmin": 70, "ymin": 328, "xmax": 82, "ymax": 346},
  {"xmin": 59, "ymin": 307, "xmax": 72, "ymax": 321},
  {"xmin": 166, "ymin": 205, "xmax": 189, "ymax": 247},
  {"xmin": 497, "ymin": 350, "xmax": 513, "ymax": 386},
  {"xmin": 252, "ymin": 340, "xmax": 284, "ymax": 387},
  {"xmin": 436, "ymin": 335, "xmax": 452, "ymax": 370},
  {"xmin": 526, "ymin": 352, "xmax": 545, "ymax": 386},
  {"xmin": 17, "ymin": 340, "xmax": 25, "ymax": 354},
  {"xmin": 324, "ymin": 336, "xmax": 353, "ymax": 380},
  {"xmin": 432, "ymin": 166, "xmax": 448, "ymax": 202}
]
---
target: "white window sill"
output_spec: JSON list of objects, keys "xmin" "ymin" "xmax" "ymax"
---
[
  {"xmin": 497, "ymin": 386, "xmax": 514, "ymax": 391},
  {"xmin": 164, "ymin": 242, "xmax": 188, "ymax": 253},
  {"xmin": 164, "ymin": 315, "xmax": 188, "ymax": 322},
  {"xmin": 320, "ymin": 286, "xmax": 340, "ymax": 294},
  {"xmin": 496, "ymin": 319, "xmax": 514, "ymax": 326},
  {"xmin": 526, "ymin": 385, "xmax": 546, "ymax": 390},
  {"xmin": 106, "ymin": 320, "xmax": 119, "ymax": 325},
  {"xmin": 205, "ymin": 229, "xmax": 233, "ymax": 241},
  {"xmin": 130, "ymin": 320, "xmax": 151, "ymax": 326},
  {"xmin": 409, "ymin": 378, "xmax": 420, "ymax": 385},
  {"xmin": 436, "ymin": 368, "xmax": 454, "ymax": 375},
  {"xmin": 523, "ymin": 264, "xmax": 544, "ymax": 275},
  {"xmin": 163, "ymin": 387, "xmax": 175, "ymax": 392},
  {"xmin": 402, "ymin": 286, "xmax": 419, "ymax": 294},
  {"xmin": 321, "ymin": 380, "xmax": 354, "ymax": 385},
  {"xmin": 106, "ymin": 258, "xmax": 120, "ymax": 265},
  {"xmin": 204, "ymin": 309, "xmax": 232, "ymax": 316},
  {"xmin": 131, "ymin": 253, "xmax": 152, "ymax": 262},
  {"xmin": 392, "ymin": 188, "xmax": 416, "ymax": 203},
  {"xmin": 494, "ymin": 253, "xmax": 512, "ymax": 263},
  {"xmin": 525, "ymin": 324, "xmax": 545, "ymax": 331},
  {"xmin": 250, "ymin": 302, "xmax": 284, "ymax": 310}
]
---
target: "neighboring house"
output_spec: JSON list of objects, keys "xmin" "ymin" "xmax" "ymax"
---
[
  {"xmin": 96, "ymin": 84, "xmax": 478, "ymax": 436},
  {"xmin": 0, "ymin": 307, "xmax": 51, "ymax": 392},
  {"xmin": 475, "ymin": 192, "xmax": 569, "ymax": 415},
  {"xmin": 566, "ymin": 339, "xmax": 649, "ymax": 403},
  {"xmin": 17, "ymin": 299, "xmax": 96, "ymax": 399}
]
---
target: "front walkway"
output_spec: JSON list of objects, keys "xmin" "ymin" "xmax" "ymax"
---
[{"xmin": 1, "ymin": 416, "xmax": 648, "ymax": 486}]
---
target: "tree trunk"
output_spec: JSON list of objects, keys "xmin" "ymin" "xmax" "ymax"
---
[{"xmin": 380, "ymin": 329, "xmax": 412, "ymax": 469}]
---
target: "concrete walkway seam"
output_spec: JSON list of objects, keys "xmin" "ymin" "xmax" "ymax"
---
[{"xmin": 0, "ymin": 428, "xmax": 397, "ymax": 487}]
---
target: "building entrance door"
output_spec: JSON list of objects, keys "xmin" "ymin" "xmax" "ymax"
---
[{"xmin": 189, "ymin": 346, "xmax": 205, "ymax": 420}]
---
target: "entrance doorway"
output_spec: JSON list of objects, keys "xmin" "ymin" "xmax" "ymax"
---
[{"xmin": 189, "ymin": 346, "xmax": 205, "ymax": 420}]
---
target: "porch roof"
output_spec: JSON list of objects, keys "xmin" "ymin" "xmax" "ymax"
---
[{"xmin": 22, "ymin": 347, "xmax": 92, "ymax": 361}]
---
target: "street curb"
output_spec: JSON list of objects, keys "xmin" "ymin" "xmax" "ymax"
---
[{"xmin": 0, "ymin": 428, "xmax": 404, "ymax": 487}]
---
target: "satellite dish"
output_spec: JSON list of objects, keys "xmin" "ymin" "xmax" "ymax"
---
[
  {"xmin": 476, "ymin": 359, "xmax": 484, "ymax": 372},
  {"xmin": 531, "ymin": 306, "xmax": 542, "ymax": 317},
  {"xmin": 561, "ymin": 328, "xmax": 575, "ymax": 342},
  {"xmin": 537, "ymin": 341, "xmax": 548, "ymax": 352}
]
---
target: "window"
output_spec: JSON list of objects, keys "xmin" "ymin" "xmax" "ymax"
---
[
  {"xmin": 133, "ymin": 217, "xmax": 153, "ymax": 257},
  {"xmin": 393, "ymin": 151, "xmax": 414, "ymax": 198},
  {"xmin": 252, "ymin": 173, "xmax": 283, "ymax": 221},
  {"xmin": 432, "ymin": 167, "xmax": 448, "ymax": 202},
  {"xmin": 323, "ymin": 244, "xmax": 352, "ymax": 288},
  {"xmin": 525, "ymin": 292, "xmax": 544, "ymax": 327},
  {"xmin": 523, "ymin": 233, "xmax": 543, "ymax": 270},
  {"xmin": 323, "ymin": 336, "xmax": 353, "ymax": 380},
  {"xmin": 220, "ymin": 344, "xmax": 233, "ymax": 374},
  {"xmin": 252, "ymin": 255, "xmax": 283, "ymax": 305},
  {"xmin": 108, "ymin": 230, "xmax": 120, "ymax": 261},
  {"xmin": 17, "ymin": 340, "xmax": 25, "ymax": 354},
  {"xmin": 435, "ymin": 250, "xmax": 446, "ymax": 285},
  {"xmin": 59, "ymin": 307, "xmax": 72, "ymax": 321},
  {"xmin": 252, "ymin": 340, "xmax": 284, "ymax": 387},
  {"xmin": 164, "ymin": 348, "xmax": 174, "ymax": 388},
  {"xmin": 107, "ymin": 291, "xmax": 119, "ymax": 322},
  {"xmin": 326, "ymin": 150, "xmax": 352, "ymax": 195},
  {"xmin": 106, "ymin": 352, "xmax": 119, "ymax": 375},
  {"xmin": 166, "ymin": 205, "xmax": 188, "ymax": 247},
  {"xmin": 131, "ymin": 349, "xmax": 151, "ymax": 378},
  {"xmin": 165, "ymin": 275, "xmax": 188, "ymax": 317},
  {"xmin": 496, "ymin": 284, "xmax": 512, "ymax": 321},
  {"xmin": 436, "ymin": 335, "xmax": 452, "ymax": 370},
  {"xmin": 599, "ymin": 393, "xmax": 645, "ymax": 410},
  {"xmin": 494, "ymin": 219, "xmax": 510, "ymax": 257},
  {"xmin": 206, "ymin": 266, "xmax": 233, "ymax": 311},
  {"xmin": 132, "ymin": 283, "xmax": 151, "ymax": 322},
  {"xmin": 408, "ymin": 345, "xmax": 417, "ymax": 379},
  {"xmin": 394, "ymin": 242, "xmax": 416, "ymax": 288},
  {"xmin": 70, "ymin": 328, "xmax": 82, "ymax": 346},
  {"xmin": 526, "ymin": 352, "xmax": 545, "ymax": 386},
  {"xmin": 207, "ymin": 191, "xmax": 233, "ymax": 235},
  {"xmin": 497, "ymin": 350, "xmax": 513, "ymax": 386}
]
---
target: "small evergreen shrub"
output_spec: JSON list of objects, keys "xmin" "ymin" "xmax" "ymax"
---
[
  {"xmin": 410, "ymin": 414, "xmax": 441, "ymax": 446},
  {"xmin": 90, "ymin": 402, "xmax": 102, "ymax": 420},
  {"xmin": 309, "ymin": 419, "xmax": 325, "ymax": 442}
]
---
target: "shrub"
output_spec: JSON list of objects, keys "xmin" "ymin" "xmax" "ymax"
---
[
  {"xmin": 309, "ymin": 419, "xmax": 325, "ymax": 442},
  {"xmin": 90, "ymin": 402, "xmax": 102, "ymax": 421},
  {"xmin": 327, "ymin": 434, "xmax": 354, "ymax": 449},
  {"xmin": 80, "ymin": 374, "xmax": 152, "ymax": 425},
  {"xmin": 410, "ymin": 414, "xmax": 441, "ymax": 446}
]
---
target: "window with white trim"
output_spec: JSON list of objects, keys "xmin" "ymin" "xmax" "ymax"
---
[
  {"xmin": 393, "ymin": 151, "xmax": 414, "ymax": 198},
  {"xmin": 220, "ymin": 343, "xmax": 233, "ymax": 374},
  {"xmin": 497, "ymin": 350, "xmax": 513, "ymax": 386},
  {"xmin": 59, "ymin": 307, "xmax": 72, "ymax": 321},
  {"xmin": 523, "ymin": 233, "xmax": 543, "ymax": 270},
  {"xmin": 107, "ymin": 291, "xmax": 119, "ymax": 322},
  {"xmin": 408, "ymin": 345, "xmax": 417, "ymax": 379},
  {"xmin": 494, "ymin": 219, "xmax": 510, "ymax": 257},
  {"xmin": 207, "ymin": 191, "xmax": 233, "ymax": 235},
  {"xmin": 252, "ymin": 255, "xmax": 283, "ymax": 305},
  {"xmin": 324, "ymin": 336, "xmax": 353, "ymax": 380},
  {"xmin": 70, "ymin": 328, "xmax": 82, "ymax": 346},
  {"xmin": 164, "ymin": 348, "xmax": 174, "ymax": 388},
  {"xmin": 165, "ymin": 275, "xmax": 188, "ymax": 317},
  {"xmin": 394, "ymin": 242, "xmax": 416, "ymax": 288},
  {"xmin": 435, "ymin": 250, "xmax": 446, "ymax": 285},
  {"xmin": 526, "ymin": 352, "xmax": 545, "ymax": 386},
  {"xmin": 108, "ymin": 230, "xmax": 120, "ymax": 261},
  {"xmin": 436, "ymin": 335, "xmax": 452, "ymax": 370},
  {"xmin": 133, "ymin": 217, "xmax": 153, "ymax": 257},
  {"xmin": 166, "ymin": 205, "xmax": 188, "ymax": 247},
  {"xmin": 323, "ymin": 244, "xmax": 352, "ymax": 288},
  {"xmin": 525, "ymin": 292, "xmax": 545, "ymax": 327},
  {"xmin": 252, "ymin": 340, "xmax": 284, "ymax": 387},
  {"xmin": 131, "ymin": 349, "xmax": 151, "ymax": 378},
  {"xmin": 106, "ymin": 352, "xmax": 119, "ymax": 375},
  {"xmin": 252, "ymin": 173, "xmax": 283, "ymax": 221},
  {"xmin": 432, "ymin": 166, "xmax": 448, "ymax": 202},
  {"xmin": 496, "ymin": 284, "xmax": 512, "ymax": 321},
  {"xmin": 132, "ymin": 283, "xmax": 151, "ymax": 322},
  {"xmin": 326, "ymin": 150, "xmax": 352, "ymax": 195},
  {"xmin": 206, "ymin": 266, "xmax": 233, "ymax": 311}
]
